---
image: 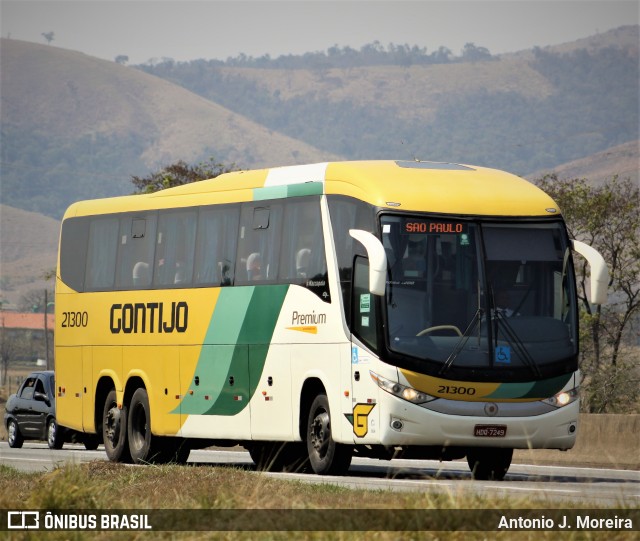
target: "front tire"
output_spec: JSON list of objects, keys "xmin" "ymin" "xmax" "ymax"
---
[
  {"xmin": 47, "ymin": 418, "xmax": 64, "ymax": 449},
  {"xmin": 102, "ymin": 389, "xmax": 131, "ymax": 462},
  {"xmin": 7, "ymin": 419, "xmax": 23, "ymax": 449},
  {"xmin": 306, "ymin": 394, "xmax": 352, "ymax": 475},
  {"xmin": 467, "ymin": 447, "xmax": 513, "ymax": 480}
]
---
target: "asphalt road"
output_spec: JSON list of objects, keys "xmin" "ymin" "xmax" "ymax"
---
[{"xmin": 1, "ymin": 442, "xmax": 638, "ymax": 507}]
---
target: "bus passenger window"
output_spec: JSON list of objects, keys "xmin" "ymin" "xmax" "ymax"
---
[
  {"xmin": 236, "ymin": 203, "xmax": 283, "ymax": 284},
  {"xmin": 116, "ymin": 214, "xmax": 157, "ymax": 290},
  {"xmin": 278, "ymin": 198, "xmax": 329, "ymax": 300},
  {"xmin": 154, "ymin": 210, "xmax": 197, "ymax": 287},
  {"xmin": 85, "ymin": 217, "xmax": 119, "ymax": 290},
  {"xmin": 194, "ymin": 205, "xmax": 239, "ymax": 287}
]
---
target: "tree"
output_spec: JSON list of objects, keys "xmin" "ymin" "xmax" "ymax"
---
[
  {"xmin": 536, "ymin": 174, "xmax": 640, "ymax": 412},
  {"xmin": 41, "ymin": 32, "xmax": 55, "ymax": 44},
  {"xmin": 115, "ymin": 55, "xmax": 129, "ymax": 65},
  {"xmin": 131, "ymin": 157, "xmax": 238, "ymax": 194}
]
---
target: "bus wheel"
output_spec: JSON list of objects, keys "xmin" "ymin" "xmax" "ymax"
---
[
  {"xmin": 306, "ymin": 394, "xmax": 352, "ymax": 475},
  {"xmin": 47, "ymin": 418, "xmax": 64, "ymax": 450},
  {"xmin": 467, "ymin": 447, "xmax": 513, "ymax": 480},
  {"xmin": 128, "ymin": 388, "xmax": 155, "ymax": 464},
  {"xmin": 102, "ymin": 390, "xmax": 131, "ymax": 462}
]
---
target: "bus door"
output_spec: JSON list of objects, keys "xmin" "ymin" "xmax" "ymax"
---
[{"xmin": 348, "ymin": 257, "xmax": 381, "ymax": 443}]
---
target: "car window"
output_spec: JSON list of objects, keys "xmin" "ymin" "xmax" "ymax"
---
[
  {"xmin": 34, "ymin": 378, "xmax": 46, "ymax": 395},
  {"xmin": 20, "ymin": 377, "xmax": 36, "ymax": 400}
]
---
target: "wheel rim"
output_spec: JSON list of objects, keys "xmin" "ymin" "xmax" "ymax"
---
[
  {"xmin": 309, "ymin": 410, "xmax": 330, "ymax": 459},
  {"xmin": 8, "ymin": 421, "xmax": 16, "ymax": 445},
  {"xmin": 104, "ymin": 403, "xmax": 121, "ymax": 446},
  {"xmin": 48, "ymin": 421, "xmax": 56, "ymax": 446},
  {"xmin": 130, "ymin": 401, "xmax": 147, "ymax": 452}
]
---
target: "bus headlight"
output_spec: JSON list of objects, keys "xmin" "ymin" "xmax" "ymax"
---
[
  {"xmin": 370, "ymin": 371, "xmax": 437, "ymax": 404},
  {"xmin": 542, "ymin": 387, "xmax": 578, "ymax": 408}
]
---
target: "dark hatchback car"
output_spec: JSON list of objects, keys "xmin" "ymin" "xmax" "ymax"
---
[{"xmin": 4, "ymin": 370, "xmax": 99, "ymax": 450}]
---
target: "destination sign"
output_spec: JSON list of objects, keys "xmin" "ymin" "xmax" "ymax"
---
[{"xmin": 404, "ymin": 221, "xmax": 467, "ymax": 235}]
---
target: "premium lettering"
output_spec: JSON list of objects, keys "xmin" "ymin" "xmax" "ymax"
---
[
  {"xmin": 110, "ymin": 302, "xmax": 188, "ymax": 334},
  {"xmin": 291, "ymin": 310, "xmax": 327, "ymax": 326}
]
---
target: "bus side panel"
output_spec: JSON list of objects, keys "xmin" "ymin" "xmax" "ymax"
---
[
  {"xmin": 55, "ymin": 346, "xmax": 84, "ymax": 432},
  {"xmin": 82, "ymin": 346, "xmax": 94, "ymax": 432},
  {"xmin": 250, "ymin": 344, "xmax": 293, "ymax": 440},
  {"xmin": 122, "ymin": 345, "xmax": 181, "ymax": 436},
  {"xmin": 179, "ymin": 344, "xmax": 252, "ymax": 440},
  {"xmin": 93, "ymin": 345, "xmax": 123, "ymax": 404}
]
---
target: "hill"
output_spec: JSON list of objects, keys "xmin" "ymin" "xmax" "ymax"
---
[
  {"xmin": 0, "ymin": 39, "xmax": 338, "ymax": 218},
  {"xmin": 0, "ymin": 205, "xmax": 59, "ymax": 309},
  {"xmin": 139, "ymin": 26, "xmax": 638, "ymax": 180},
  {"xmin": 0, "ymin": 26, "xmax": 638, "ymax": 222},
  {"xmin": 527, "ymin": 140, "xmax": 640, "ymax": 185}
]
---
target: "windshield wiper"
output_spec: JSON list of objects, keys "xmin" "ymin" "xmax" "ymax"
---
[
  {"xmin": 494, "ymin": 311, "xmax": 542, "ymax": 378},
  {"xmin": 438, "ymin": 307, "xmax": 483, "ymax": 376}
]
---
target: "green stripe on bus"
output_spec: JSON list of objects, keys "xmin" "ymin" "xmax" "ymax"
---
[
  {"xmin": 253, "ymin": 182, "xmax": 323, "ymax": 201},
  {"xmin": 485, "ymin": 373, "xmax": 572, "ymax": 400},
  {"xmin": 177, "ymin": 285, "xmax": 289, "ymax": 416}
]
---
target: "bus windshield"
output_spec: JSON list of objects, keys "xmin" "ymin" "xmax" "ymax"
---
[{"xmin": 381, "ymin": 216, "xmax": 577, "ymax": 379}]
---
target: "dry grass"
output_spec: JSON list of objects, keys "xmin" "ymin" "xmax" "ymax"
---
[{"xmin": 0, "ymin": 462, "xmax": 635, "ymax": 540}]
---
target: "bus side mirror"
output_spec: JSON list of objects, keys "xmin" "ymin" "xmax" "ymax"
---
[
  {"xmin": 349, "ymin": 229, "xmax": 387, "ymax": 296},
  {"xmin": 571, "ymin": 239, "xmax": 609, "ymax": 305}
]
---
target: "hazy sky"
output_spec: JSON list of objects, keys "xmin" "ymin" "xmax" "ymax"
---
[{"xmin": 1, "ymin": 0, "xmax": 638, "ymax": 65}]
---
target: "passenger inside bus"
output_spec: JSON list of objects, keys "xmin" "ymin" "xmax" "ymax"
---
[
  {"xmin": 246, "ymin": 252, "xmax": 262, "ymax": 281},
  {"xmin": 132, "ymin": 261, "xmax": 151, "ymax": 287}
]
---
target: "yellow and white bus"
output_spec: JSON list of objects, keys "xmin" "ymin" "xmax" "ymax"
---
[{"xmin": 55, "ymin": 160, "xmax": 607, "ymax": 479}]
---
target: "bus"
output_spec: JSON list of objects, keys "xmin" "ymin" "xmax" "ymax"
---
[{"xmin": 55, "ymin": 160, "xmax": 608, "ymax": 480}]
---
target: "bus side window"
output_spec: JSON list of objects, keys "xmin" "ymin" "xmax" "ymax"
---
[
  {"xmin": 236, "ymin": 203, "xmax": 282, "ymax": 284},
  {"xmin": 116, "ymin": 214, "xmax": 157, "ymax": 289},
  {"xmin": 85, "ymin": 217, "xmax": 119, "ymax": 290},
  {"xmin": 279, "ymin": 197, "xmax": 329, "ymax": 301},
  {"xmin": 154, "ymin": 210, "xmax": 197, "ymax": 287},
  {"xmin": 194, "ymin": 205, "xmax": 239, "ymax": 286},
  {"xmin": 352, "ymin": 257, "xmax": 378, "ymax": 351}
]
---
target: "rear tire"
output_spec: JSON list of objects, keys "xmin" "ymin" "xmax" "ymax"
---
[
  {"xmin": 7, "ymin": 419, "xmax": 23, "ymax": 449},
  {"xmin": 102, "ymin": 389, "xmax": 131, "ymax": 462},
  {"xmin": 306, "ymin": 394, "xmax": 352, "ymax": 475},
  {"xmin": 467, "ymin": 447, "xmax": 513, "ymax": 480}
]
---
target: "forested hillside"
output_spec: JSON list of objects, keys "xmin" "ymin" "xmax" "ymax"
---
[
  {"xmin": 138, "ymin": 26, "xmax": 638, "ymax": 176},
  {"xmin": 0, "ymin": 26, "xmax": 637, "ymax": 221}
]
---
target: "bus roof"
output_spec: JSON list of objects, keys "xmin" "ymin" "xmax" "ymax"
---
[{"xmin": 63, "ymin": 160, "xmax": 560, "ymax": 219}]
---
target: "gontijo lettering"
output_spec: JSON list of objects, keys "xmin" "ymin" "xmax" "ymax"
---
[{"xmin": 110, "ymin": 302, "xmax": 188, "ymax": 334}]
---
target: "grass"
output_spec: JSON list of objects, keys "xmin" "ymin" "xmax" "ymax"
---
[{"xmin": 0, "ymin": 462, "xmax": 636, "ymax": 540}]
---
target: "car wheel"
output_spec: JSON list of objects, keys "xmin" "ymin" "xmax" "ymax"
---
[
  {"xmin": 47, "ymin": 418, "xmax": 64, "ymax": 449},
  {"xmin": 7, "ymin": 419, "xmax": 24, "ymax": 449}
]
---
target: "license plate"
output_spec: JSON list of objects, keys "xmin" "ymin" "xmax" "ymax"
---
[{"xmin": 474, "ymin": 424, "xmax": 507, "ymax": 437}]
